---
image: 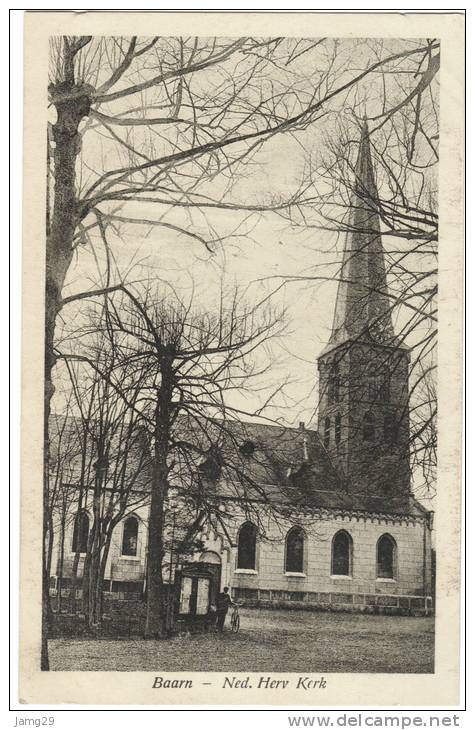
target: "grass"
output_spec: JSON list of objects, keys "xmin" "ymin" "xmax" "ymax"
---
[{"xmin": 49, "ymin": 607, "xmax": 434, "ymax": 673}]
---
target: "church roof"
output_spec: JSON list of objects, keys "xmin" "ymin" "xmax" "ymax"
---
[
  {"xmin": 193, "ymin": 418, "xmax": 426, "ymax": 518},
  {"xmin": 196, "ymin": 418, "xmax": 338, "ymax": 490},
  {"xmin": 49, "ymin": 413, "xmax": 426, "ymax": 518},
  {"xmin": 322, "ymin": 121, "xmax": 398, "ymax": 356},
  {"xmin": 48, "ymin": 412, "xmax": 153, "ymax": 495}
]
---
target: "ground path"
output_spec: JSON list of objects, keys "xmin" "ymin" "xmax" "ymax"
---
[{"xmin": 49, "ymin": 607, "xmax": 434, "ymax": 673}]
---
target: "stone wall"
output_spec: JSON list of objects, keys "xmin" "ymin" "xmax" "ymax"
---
[
  {"xmin": 106, "ymin": 512, "xmax": 147, "ymax": 583},
  {"xmin": 51, "ymin": 500, "xmax": 150, "ymax": 587},
  {"xmin": 223, "ymin": 507, "xmax": 432, "ymax": 602},
  {"xmin": 50, "ymin": 496, "xmax": 432, "ymax": 615}
]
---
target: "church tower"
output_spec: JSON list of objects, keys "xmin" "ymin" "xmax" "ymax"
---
[{"xmin": 317, "ymin": 123, "xmax": 411, "ymax": 498}]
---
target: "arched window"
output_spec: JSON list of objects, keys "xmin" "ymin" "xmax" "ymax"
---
[
  {"xmin": 383, "ymin": 413, "xmax": 397, "ymax": 443},
  {"xmin": 237, "ymin": 522, "xmax": 257, "ymax": 570},
  {"xmin": 377, "ymin": 534, "xmax": 397, "ymax": 579},
  {"xmin": 332, "ymin": 530, "xmax": 352, "ymax": 576},
  {"xmin": 380, "ymin": 374, "xmax": 390, "ymax": 402},
  {"xmin": 368, "ymin": 368, "xmax": 390, "ymax": 402},
  {"xmin": 329, "ymin": 361, "xmax": 340, "ymax": 403},
  {"xmin": 285, "ymin": 526, "xmax": 305, "ymax": 573},
  {"xmin": 121, "ymin": 516, "xmax": 139, "ymax": 557},
  {"xmin": 324, "ymin": 416, "xmax": 331, "ymax": 449},
  {"xmin": 368, "ymin": 366, "xmax": 379, "ymax": 401},
  {"xmin": 72, "ymin": 510, "xmax": 89, "ymax": 554},
  {"xmin": 362, "ymin": 411, "xmax": 375, "ymax": 441},
  {"xmin": 335, "ymin": 413, "xmax": 342, "ymax": 446}
]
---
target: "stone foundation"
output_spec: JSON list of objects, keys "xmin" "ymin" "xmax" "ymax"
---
[{"xmin": 232, "ymin": 586, "xmax": 433, "ymax": 616}]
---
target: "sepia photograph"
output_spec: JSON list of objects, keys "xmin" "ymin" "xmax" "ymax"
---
[{"xmin": 18, "ymin": 11, "xmax": 464, "ymax": 707}]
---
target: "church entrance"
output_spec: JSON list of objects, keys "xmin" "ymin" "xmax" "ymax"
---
[
  {"xmin": 174, "ymin": 551, "xmax": 222, "ymax": 625},
  {"xmin": 199, "ymin": 551, "xmax": 222, "ymax": 608}
]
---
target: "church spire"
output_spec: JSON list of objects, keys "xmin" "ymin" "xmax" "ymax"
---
[{"xmin": 328, "ymin": 121, "xmax": 394, "ymax": 349}]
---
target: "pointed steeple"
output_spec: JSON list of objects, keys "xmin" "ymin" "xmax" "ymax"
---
[{"xmin": 327, "ymin": 121, "xmax": 394, "ymax": 350}]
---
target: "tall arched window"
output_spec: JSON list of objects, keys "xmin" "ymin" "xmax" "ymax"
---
[
  {"xmin": 121, "ymin": 516, "xmax": 139, "ymax": 557},
  {"xmin": 285, "ymin": 526, "xmax": 305, "ymax": 573},
  {"xmin": 380, "ymin": 374, "xmax": 390, "ymax": 402},
  {"xmin": 324, "ymin": 416, "xmax": 331, "ymax": 449},
  {"xmin": 329, "ymin": 361, "xmax": 340, "ymax": 403},
  {"xmin": 72, "ymin": 510, "xmax": 89, "ymax": 554},
  {"xmin": 335, "ymin": 413, "xmax": 342, "ymax": 446},
  {"xmin": 368, "ymin": 368, "xmax": 390, "ymax": 402},
  {"xmin": 237, "ymin": 522, "xmax": 257, "ymax": 570},
  {"xmin": 384, "ymin": 413, "xmax": 397, "ymax": 443},
  {"xmin": 368, "ymin": 366, "xmax": 379, "ymax": 401},
  {"xmin": 362, "ymin": 411, "xmax": 375, "ymax": 441},
  {"xmin": 332, "ymin": 530, "xmax": 352, "ymax": 576},
  {"xmin": 377, "ymin": 534, "xmax": 397, "ymax": 579}
]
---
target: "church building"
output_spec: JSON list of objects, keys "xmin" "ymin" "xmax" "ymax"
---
[
  {"xmin": 191, "ymin": 124, "xmax": 433, "ymax": 615},
  {"xmin": 49, "ymin": 125, "xmax": 434, "ymax": 616}
]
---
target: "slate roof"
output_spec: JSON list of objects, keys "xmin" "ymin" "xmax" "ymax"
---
[
  {"xmin": 48, "ymin": 412, "xmax": 153, "ymax": 494},
  {"xmin": 49, "ymin": 413, "xmax": 427, "ymax": 519},
  {"xmin": 181, "ymin": 417, "xmax": 428, "ymax": 519}
]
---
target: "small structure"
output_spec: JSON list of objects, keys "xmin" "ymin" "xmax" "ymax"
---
[{"xmin": 174, "ymin": 561, "xmax": 221, "ymax": 630}]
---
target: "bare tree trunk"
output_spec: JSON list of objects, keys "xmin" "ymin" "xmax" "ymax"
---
[
  {"xmin": 70, "ymin": 542, "xmax": 82, "ymax": 615},
  {"xmin": 89, "ymin": 544, "xmax": 103, "ymax": 626},
  {"xmin": 96, "ymin": 533, "xmax": 114, "ymax": 624},
  {"xmin": 144, "ymin": 355, "xmax": 174, "ymax": 639},
  {"xmin": 144, "ymin": 470, "xmax": 167, "ymax": 638},
  {"xmin": 43, "ymin": 74, "xmax": 92, "ymax": 668},
  {"xmin": 87, "ymin": 529, "xmax": 111, "ymax": 627},
  {"xmin": 83, "ymin": 450, "xmax": 107, "ymax": 629},
  {"xmin": 70, "ymin": 484, "xmax": 88, "ymax": 614},
  {"xmin": 94, "ymin": 520, "xmax": 118, "ymax": 625},
  {"xmin": 41, "ymin": 504, "xmax": 54, "ymax": 667},
  {"xmin": 45, "ymin": 513, "xmax": 55, "ymax": 622},
  {"xmin": 83, "ymin": 520, "xmax": 101, "ymax": 629},
  {"xmin": 41, "ymin": 462, "xmax": 53, "ymax": 670},
  {"xmin": 81, "ymin": 529, "xmax": 94, "ymax": 628},
  {"xmin": 56, "ymin": 509, "xmax": 67, "ymax": 614}
]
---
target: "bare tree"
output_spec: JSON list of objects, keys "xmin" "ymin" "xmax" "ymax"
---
[
  {"xmin": 47, "ymin": 401, "xmax": 85, "ymax": 620},
  {"xmin": 55, "ymin": 343, "xmax": 153, "ymax": 629},
  {"xmin": 59, "ymin": 281, "xmax": 295, "ymax": 637}
]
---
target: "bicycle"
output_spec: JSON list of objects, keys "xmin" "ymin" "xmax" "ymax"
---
[{"xmin": 230, "ymin": 603, "xmax": 240, "ymax": 633}]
